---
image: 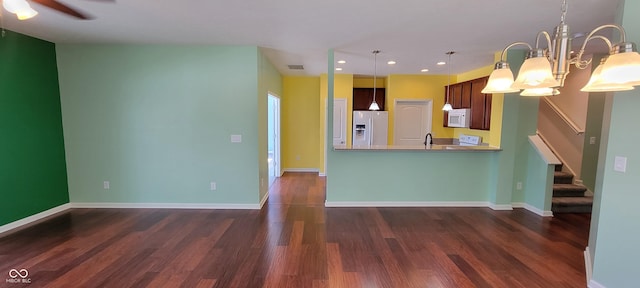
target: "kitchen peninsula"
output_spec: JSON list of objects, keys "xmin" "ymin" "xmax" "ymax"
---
[{"xmin": 334, "ymin": 144, "xmax": 501, "ymax": 151}]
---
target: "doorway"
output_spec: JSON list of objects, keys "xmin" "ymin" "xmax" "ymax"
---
[
  {"xmin": 268, "ymin": 94, "xmax": 280, "ymax": 187},
  {"xmin": 394, "ymin": 100, "xmax": 432, "ymax": 146}
]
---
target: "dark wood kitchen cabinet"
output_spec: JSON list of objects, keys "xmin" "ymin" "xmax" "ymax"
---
[
  {"xmin": 353, "ymin": 88, "xmax": 385, "ymax": 111},
  {"xmin": 469, "ymin": 77, "xmax": 489, "ymax": 130},
  {"xmin": 443, "ymin": 76, "xmax": 491, "ymax": 130}
]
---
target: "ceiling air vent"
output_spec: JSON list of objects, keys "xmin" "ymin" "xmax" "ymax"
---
[{"xmin": 287, "ymin": 64, "xmax": 304, "ymax": 70}]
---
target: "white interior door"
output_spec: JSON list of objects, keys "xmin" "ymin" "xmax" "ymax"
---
[
  {"xmin": 394, "ymin": 100, "xmax": 432, "ymax": 146},
  {"xmin": 333, "ymin": 98, "xmax": 347, "ymax": 146}
]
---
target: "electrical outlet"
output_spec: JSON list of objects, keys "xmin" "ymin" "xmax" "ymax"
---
[
  {"xmin": 589, "ymin": 137, "xmax": 596, "ymax": 145},
  {"xmin": 516, "ymin": 182, "xmax": 523, "ymax": 190},
  {"xmin": 296, "ymin": 155, "xmax": 301, "ymax": 161},
  {"xmin": 210, "ymin": 181, "xmax": 217, "ymax": 191},
  {"xmin": 103, "ymin": 181, "xmax": 110, "ymax": 190}
]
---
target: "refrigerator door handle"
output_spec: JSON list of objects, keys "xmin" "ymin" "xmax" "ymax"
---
[{"xmin": 369, "ymin": 118, "xmax": 373, "ymax": 146}]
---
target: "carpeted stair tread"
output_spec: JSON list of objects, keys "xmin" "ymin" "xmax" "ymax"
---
[
  {"xmin": 553, "ymin": 183, "xmax": 587, "ymax": 197},
  {"xmin": 554, "ymin": 171, "xmax": 574, "ymax": 184},
  {"xmin": 552, "ymin": 196, "xmax": 593, "ymax": 213},
  {"xmin": 554, "ymin": 164, "xmax": 563, "ymax": 172}
]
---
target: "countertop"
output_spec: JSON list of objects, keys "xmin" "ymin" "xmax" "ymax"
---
[{"xmin": 333, "ymin": 144, "xmax": 501, "ymax": 152}]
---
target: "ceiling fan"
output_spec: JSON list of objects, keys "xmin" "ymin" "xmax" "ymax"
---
[{"xmin": 3, "ymin": 0, "xmax": 113, "ymax": 20}]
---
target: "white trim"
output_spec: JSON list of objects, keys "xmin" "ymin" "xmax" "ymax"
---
[
  {"xmin": 0, "ymin": 203, "xmax": 71, "ymax": 235},
  {"xmin": 70, "ymin": 202, "xmax": 260, "ymax": 210},
  {"xmin": 325, "ymin": 201, "xmax": 490, "ymax": 208},
  {"xmin": 528, "ymin": 135, "xmax": 562, "ymax": 165},
  {"xmin": 282, "ymin": 168, "xmax": 320, "ymax": 173},
  {"xmin": 489, "ymin": 204, "xmax": 513, "ymax": 210},
  {"xmin": 523, "ymin": 203, "xmax": 554, "ymax": 217},
  {"xmin": 588, "ymin": 280, "xmax": 606, "ymax": 288},
  {"xmin": 259, "ymin": 192, "xmax": 269, "ymax": 209},
  {"xmin": 319, "ymin": 173, "xmax": 326, "ymax": 177},
  {"xmin": 511, "ymin": 202, "xmax": 525, "ymax": 208},
  {"xmin": 584, "ymin": 247, "xmax": 593, "ymax": 284}
]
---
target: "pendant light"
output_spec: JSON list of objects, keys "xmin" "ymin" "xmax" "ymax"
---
[
  {"xmin": 442, "ymin": 51, "xmax": 454, "ymax": 111},
  {"xmin": 369, "ymin": 50, "xmax": 381, "ymax": 111}
]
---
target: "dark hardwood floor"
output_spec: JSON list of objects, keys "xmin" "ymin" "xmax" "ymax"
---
[{"xmin": 0, "ymin": 172, "xmax": 590, "ymax": 287}]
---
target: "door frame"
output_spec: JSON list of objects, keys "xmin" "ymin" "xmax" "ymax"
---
[
  {"xmin": 268, "ymin": 93, "xmax": 281, "ymax": 184},
  {"xmin": 393, "ymin": 99, "xmax": 432, "ymax": 145}
]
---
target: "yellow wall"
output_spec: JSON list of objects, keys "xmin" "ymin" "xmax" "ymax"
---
[
  {"xmin": 386, "ymin": 74, "xmax": 454, "ymax": 144},
  {"xmin": 320, "ymin": 74, "xmax": 353, "ymax": 174},
  {"xmin": 282, "ymin": 76, "xmax": 321, "ymax": 170},
  {"xmin": 353, "ymin": 77, "xmax": 386, "ymax": 88}
]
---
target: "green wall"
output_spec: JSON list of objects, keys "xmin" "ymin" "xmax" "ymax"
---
[
  {"xmin": 258, "ymin": 49, "xmax": 283, "ymax": 202},
  {"xmin": 591, "ymin": 1, "xmax": 640, "ymax": 286},
  {"xmin": 581, "ymin": 60, "xmax": 606, "ymax": 193},
  {"xmin": 56, "ymin": 45, "xmax": 267, "ymax": 205},
  {"xmin": 524, "ymin": 144, "xmax": 554, "ymax": 212},
  {"xmin": 0, "ymin": 31, "xmax": 69, "ymax": 226}
]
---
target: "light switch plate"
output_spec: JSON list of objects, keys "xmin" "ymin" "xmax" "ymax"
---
[
  {"xmin": 231, "ymin": 135, "xmax": 242, "ymax": 143},
  {"xmin": 614, "ymin": 156, "xmax": 627, "ymax": 173},
  {"xmin": 589, "ymin": 137, "xmax": 596, "ymax": 145}
]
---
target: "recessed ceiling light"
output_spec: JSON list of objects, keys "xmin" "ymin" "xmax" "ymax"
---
[
  {"xmin": 437, "ymin": 61, "xmax": 446, "ymax": 65},
  {"xmin": 421, "ymin": 69, "xmax": 429, "ymax": 72},
  {"xmin": 387, "ymin": 61, "xmax": 396, "ymax": 65},
  {"xmin": 336, "ymin": 67, "xmax": 343, "ymax": 71},
  {"xmin": 337, "ymin": 60, "xmax": 346, "ymax": 64}
]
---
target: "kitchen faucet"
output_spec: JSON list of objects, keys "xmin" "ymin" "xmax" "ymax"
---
[{"xmin": 424, "ymin": 133, "xmax": 433, "ymax": 146}]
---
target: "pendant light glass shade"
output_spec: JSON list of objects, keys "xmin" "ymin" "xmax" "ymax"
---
[
  {"xmin": 3, "ymin": 0, "xmax": 38, "ymax": 20},
  {"xmin": 581, "ymin": 59, "xmax": 635, "ymax": 92},
  {"xmin": 442, "ymin": 103, "xmax": 453, "ymax": 111},
  {"xmin": 598, "ymin": 47, "xmax": 640, "ymax": 86},
  {"xmin": 511, "ymin": 54, "xmax": 560, "ymax": 90},
  {"xmin": 369, "ymin": 101, "xmax": 380, "ymax": 110},
  {"xmin": 520, "ymin": 87, "xmax": 560, "ymax": 96},
  {"xmin": 482, "ymin": 62, "xmax": 519, "ymax": 93}
]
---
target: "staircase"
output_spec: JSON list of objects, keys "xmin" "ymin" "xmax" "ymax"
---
[{"xmin": 551, "ymin": 164, "xmax": 593, "ymax": 213}]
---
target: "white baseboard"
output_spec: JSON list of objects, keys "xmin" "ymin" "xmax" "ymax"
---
[
  {"xmin": 0, "ymin": 203, "xmax": 71, "ymax": 235},
  {"xmin": 512, "ymin": 202, "xmax": 525, "ymax": 208},
  {"xmin": 584, "ymin": 247, "xmax": 593, "ymax": 284},
  {"xmin": 588, "ymin": 280, "xmax": 606, "ymax": 288},
  {"xmin": 489, "ymin": 204, "xmax": 513, "ymax": 211},
  {"xmin": 325, "ymin": 201, "xmax": 490, "ymax": 208},
  {"xmin": 282, "ymin": 168, "xmax": 320, "ymax": 173},
  {"xmin": 259, "ymin": 192, "xmax": 269, "ymax": 208},
  {"xmin": 522, "ymin": 203, "xmax": 553, "ymax": 217},
  {"xmin": 70, "ymin": 202, "xmax": 261, "ymax": 210}
]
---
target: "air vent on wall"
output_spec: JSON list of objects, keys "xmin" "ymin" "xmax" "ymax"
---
[{"xmin": 287, "ymin": 64, "xmax": 304, "ymax": 70}]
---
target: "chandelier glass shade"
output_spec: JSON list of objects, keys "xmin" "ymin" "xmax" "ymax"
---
[{"xmin": 3, "ymin": 0, "xmax": 38, "ymax": 20}]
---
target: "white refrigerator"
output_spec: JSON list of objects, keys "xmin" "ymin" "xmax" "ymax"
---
[{"xmin": 353, "ymin": 111, "xmax": 388, "ymax": 147}]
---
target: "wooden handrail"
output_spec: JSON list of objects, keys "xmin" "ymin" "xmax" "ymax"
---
[{"xmin": 541, "ymin": 97, "xmax": 585, "ymax": 135}]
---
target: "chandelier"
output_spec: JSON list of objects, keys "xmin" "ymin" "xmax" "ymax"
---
[{"xmin": 482, "ymin": 0, "xmax": 640, "ymax": 96}]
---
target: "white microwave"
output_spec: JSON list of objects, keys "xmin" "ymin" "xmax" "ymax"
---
[{"xmin": 448, "ymin": 108, "xmax": 471, "ymax": 128}]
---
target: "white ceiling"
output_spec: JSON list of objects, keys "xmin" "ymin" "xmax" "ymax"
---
[{"xmin": 2, "ymin": 0, "xmax": 622, "ymax": 76}]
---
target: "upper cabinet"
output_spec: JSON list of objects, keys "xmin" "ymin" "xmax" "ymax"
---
[
  {"xmin": 443, "ymin": 76, "xmax": 491, "ymax": 130},
  {"xmin": 353, "ymin": 88, "xmax": 386, "ymax": 111}
]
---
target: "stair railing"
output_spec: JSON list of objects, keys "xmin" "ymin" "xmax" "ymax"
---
[{"xmin": 540, "ymin": 97, "xmax": 585, "ymax": 135}]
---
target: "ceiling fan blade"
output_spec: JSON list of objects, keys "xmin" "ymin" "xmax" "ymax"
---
[{"xmin": 30, "ymin": 0, "xmax": 93, "ymax": 20}]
